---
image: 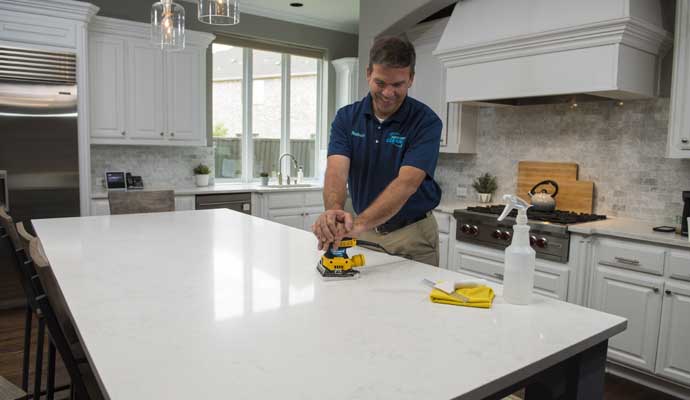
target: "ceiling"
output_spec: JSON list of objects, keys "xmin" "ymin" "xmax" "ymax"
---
[{"xmin": 180, "ymin": 0, "xmax": 359, "ymax": 34}]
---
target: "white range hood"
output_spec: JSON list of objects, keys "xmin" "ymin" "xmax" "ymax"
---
[{"xmin": 434, "ymin": 0, "xmax": 672, "ymax": 104}]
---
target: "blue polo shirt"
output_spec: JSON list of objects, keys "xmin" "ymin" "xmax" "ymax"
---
[{"xmin": 328, "ymin": 93, "xmax": 442, "ymax": 225}]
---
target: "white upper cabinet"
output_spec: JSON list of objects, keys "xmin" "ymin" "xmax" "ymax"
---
[
  {"xmin": 406, "ymin": 18, "xmax": 477, "ymax": 154},
  {"xmin": 89, "ymin": 16, "xmax": 214, "ymax": 146},
  {"xmin": 668, "ymin": 0, "xmax": 690, "ymax": 158},
  {"xmin": 127, "ymin": 40, "xmax": 165, "ymax": 141},
  {"xmin": 166, "ymin": 49, "xmax": 203, "ymax": 143},
  {"xmin": 89, "ymin": 34, "xmax": 125, "ymax": 139}
]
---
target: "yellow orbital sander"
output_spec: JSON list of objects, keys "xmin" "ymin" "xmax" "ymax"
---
[{"xmin": 316, "ymin": 238, "xmax": 397, "ymax": 281}]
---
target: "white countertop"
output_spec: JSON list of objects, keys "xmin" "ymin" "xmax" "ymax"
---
[
  {"xmin": 91, "ymin": 182, "xmax": 324, "ymax": 199},
  {"xmin": 33, "ymin": 209, "xmax": 625, "ymax": 400},
  {"xmin": 568, "ymin": 217, "xmax": 690, "ymax": 248}
]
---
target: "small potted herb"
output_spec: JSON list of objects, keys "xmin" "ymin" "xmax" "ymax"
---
[
  {"xmin": 193, "ymin": 163, "xmax": 211, "ymax": 187},
  {"xmin": 472, "ymin": 173, "xmax": 498, "ymax": 203},
  {"xmin": 259, "ymin": 172, "xmax": 269, "ymax": 186}
]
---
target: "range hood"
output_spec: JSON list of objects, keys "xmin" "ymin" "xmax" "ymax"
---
[{"xmin": 434, "ymin": 0, "xmax": 672, "ymax": 105}]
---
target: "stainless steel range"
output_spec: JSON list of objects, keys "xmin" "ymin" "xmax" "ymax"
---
[{"xmin": 453, "ymin": 206, "xmax": 606, "ymax": 263}]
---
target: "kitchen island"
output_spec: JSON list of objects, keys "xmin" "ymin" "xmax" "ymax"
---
[{"xmin": 33, "ymin": 209, "xmax": 626, "ymax": 400}]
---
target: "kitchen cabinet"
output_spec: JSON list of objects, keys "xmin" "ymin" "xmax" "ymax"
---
[
  {"xmin": 89, "ymin": 17, "xmax": 213, "ymax": 147},
  {"xmin": 668, "ymin": 0, "xmax": 690, "ymax": 158},
  {"xmin": 89, "ymin": 34, "xmax": 126, "ymax": 139},
  {"xmin": 254, "ymin": 190, "xmax": 324, "ymax": 231},
  {"xmin": 656, "ymin": 280, "xmax": 690, "ymax": 386},
  {"xmin": 433, "ymin": 211, "xmax": 451, "ymax": 268},
  {"xmin": 451, "ymin": 240, "xmax": 570, "ymax": 301},
  {"xmin": 406, "ymin": 18, "xmax": 477, "ymax": 154},
  {"xmin": 90, "ymin": 195, "xmax": 197, "ymax": 215},
  {"xmin": 589, "ymin": 264, "xmax": 663, "ymax": 373},
  {"xmin": 174, "ymin": 195, "xmax": 195, "ymax": 211}
]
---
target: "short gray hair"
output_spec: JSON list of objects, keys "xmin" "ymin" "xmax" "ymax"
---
[{"xmin": 368, "ymin": 36, "xmax": 416, "ymax": 75}]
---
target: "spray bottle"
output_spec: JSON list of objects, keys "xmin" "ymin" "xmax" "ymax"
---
[{"xmin": 498, "ymin": 194, "xmax": 536, "ymax": 305}]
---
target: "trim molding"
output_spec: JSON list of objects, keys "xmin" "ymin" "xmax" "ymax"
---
[
  {"xmin": 435, "ymin": 17, "xmax": 671, "ymax": 68},
  {"xmin": 90, "ymin": 16, "xmax": 215, "ymax": 47},
  {"xmin": 0, "ymin": 0, "xmax": 99, "ymax": 23}
]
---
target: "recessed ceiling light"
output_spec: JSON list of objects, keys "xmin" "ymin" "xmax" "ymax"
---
[{"xmin": 290, "ymin": 2, "xmax": 303, "ymax": 7}]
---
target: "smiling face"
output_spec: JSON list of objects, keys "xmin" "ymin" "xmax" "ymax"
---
[{"xmin": 366, "ymin": 64, "xmax": 414, "ymax": 119}]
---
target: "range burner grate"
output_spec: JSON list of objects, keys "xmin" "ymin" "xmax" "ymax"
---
[{"xmin": 466, "ymin": 205, "xmax": 607, "ymax": 225}]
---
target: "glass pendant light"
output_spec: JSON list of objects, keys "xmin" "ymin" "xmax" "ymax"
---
[
  {"xmin": 198, "ymin": 0, "xmax": 240, "ymax": 25},
  {"xmin": 151, "ymin": 0, "xmax": 185, "ymax": 51}
]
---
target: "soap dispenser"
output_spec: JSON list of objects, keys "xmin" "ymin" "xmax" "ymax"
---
[{"xmin": 498, "ymin": 194, "xmax": 536, "ymax": 305}]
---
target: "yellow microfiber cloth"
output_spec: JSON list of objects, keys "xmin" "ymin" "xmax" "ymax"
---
[{"xmin": 430, "ymin": 286, "xmax": 495, "ymax": 308}]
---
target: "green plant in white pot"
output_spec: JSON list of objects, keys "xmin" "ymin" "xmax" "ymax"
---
[
  {"xmin": 194, "ymin": 164, "xmax": 211, "ymax": 187},
  {"xmin": 472, "ymin": 173, "xmax": 497, "ymax": 203}
]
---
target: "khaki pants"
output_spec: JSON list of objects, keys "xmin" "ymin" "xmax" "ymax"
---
[{"xmin": 357, "ymin": 213, "xmax": 440, "ymax": 266}]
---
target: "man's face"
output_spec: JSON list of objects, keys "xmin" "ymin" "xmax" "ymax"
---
[{"xmin": 366, "ymin": 64, "xmax": 414, "ymax": 118}]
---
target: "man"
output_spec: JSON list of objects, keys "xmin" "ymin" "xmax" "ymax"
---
[{"xmin": 312, "ymin": 35, "xmax": 443, "ymax": 266}]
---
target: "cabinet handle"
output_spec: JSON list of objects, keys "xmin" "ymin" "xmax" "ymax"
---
[
  {"xmin": 653, "ymin": 287, "xmax": 659, "ymax": 293},
  {"xmin": 494, "ymin": 273, "xmax": 504, "ymax": 280},
  {"xmin": 614, "ymin": 256, "xmax": 640, "ymax": 265},
  {"xmin": 121, "ymin": 131, "xmax": 126, "ymax": 136},
  {"xmin": 682, "ymin": 138, "xmax": 689, "ymax": 144},
  {"xmin": 160, "ymin": 132, "xmax": 164, "ymax": 136},
  {"xmin": 665, "ymin": 290, "xmax": 672, "ymax": 295},
  {"xmin": 170, "ymin": 132, "xmax": 175, "ymax": 137}
]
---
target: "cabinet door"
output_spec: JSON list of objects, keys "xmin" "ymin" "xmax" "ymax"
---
[
  {"xmin": 174, "ymin": 195, "xmax": 195, "ymax": 211},
  {"xmin": 438, "ymin": 232, "xmax": 449, "ymax": 269},
  {"xmin": 590, "ymin": 265, "xmax": 663, "ymax": 372},
  {"xmin": 655, "ymin": 280, "xmax": 690, "ymax": 386},
  {"xmin": 268, "ymin": 207, "xmax": 305, "ymax": 230},
  {"xmin": 89, "ymin": 34, "xmax": 126, "ymax": 139},
  {"xmin": 303, "ymin": 206, "xmax": 323, "ymax": 232},
  {"xmin": 166, "ymin": 49, "xmax": 203, "ymax": 143},
  {"xmin": 533, "ymin": 262, "xmax": 569, "ymax": 301},
  {"xmin": 127, "ymin": 40, "xmax": 165, "ymax": 141},
  {"xmin": 452, "ymin": 243, "xmax": 505, "ymax": 283}
]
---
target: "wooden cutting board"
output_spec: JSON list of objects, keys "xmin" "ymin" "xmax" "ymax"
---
[{"xmin": 517, "ymin": 161, "xmax": 594, "ymax": 213}]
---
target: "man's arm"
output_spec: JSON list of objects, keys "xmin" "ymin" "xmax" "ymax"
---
[
  {"xmin": 323, "ymin": 155, "xmax": 350, "ymax": 210},
  {"xmin": 350, "ymin": 165, "xmax": 426, "ymax": 236},
  {"xmin": 312, "ymin": 155, "xmax": 354, "ymax": 250}
]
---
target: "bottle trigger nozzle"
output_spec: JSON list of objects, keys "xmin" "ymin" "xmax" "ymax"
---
[{"xmin": 498, "ymin": 194, "xmax": 531, "ymax": 224}]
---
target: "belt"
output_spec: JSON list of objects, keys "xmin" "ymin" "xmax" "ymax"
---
[{"xmin": 374, "ymin": 213, "xmax": 428, "ymax": 235}]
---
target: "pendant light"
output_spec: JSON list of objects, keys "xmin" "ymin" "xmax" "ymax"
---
[
  {"xmin": 151, "ymin": 0, "xmax": 185, "ymax": 51},
  {"xmin": 198, "ymin": 0, "xmax": 240, "ymax": 25}
]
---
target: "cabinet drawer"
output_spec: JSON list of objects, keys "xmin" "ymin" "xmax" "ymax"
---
[
  {"xmin": 534, "ymin": 262, "xmax": 569, "ymax": 301},
  {"xmin": 594, "ymin": 238, "xmax": 665, "ymax": 275},
  {"xmin": 267, "ymin": 192, "xmax": 304, "ymax": 209},
  {"xmin": 668, "ymin": 251, "xmax": 690, "ymax": 282},
  {"xmin": 304, "ymin": 191, "xmax": 323, "ymax": 207},
  {"xmin": 454, "ymin": 248, "xmax": 504, "ymax": 282},
  {"xmin": 433, "ymin": 211, "xmax": 450, "ymax": 234}
]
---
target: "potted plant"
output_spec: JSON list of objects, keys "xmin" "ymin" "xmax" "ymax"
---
[
  {"xmin": 472, "ymin": 173, "xmax": 497, "ymax": 203},
  {"xmin": 259, "ymin": 172, "xmax": 269, "ymax": 186},
  {"xmin": 193, "ymin": 163, "xmax": 211, "ymax": 187}
]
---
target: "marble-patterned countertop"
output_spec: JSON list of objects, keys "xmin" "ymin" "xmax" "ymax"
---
[
  {"xmin": 91, "ymin": 182, "xmax": 323, "ymax": 199},
  {"xmin": 568, "ymin": 217, "xmax": 689, "ymax": 248}
]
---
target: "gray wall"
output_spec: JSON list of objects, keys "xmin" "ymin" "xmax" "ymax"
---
[
  {"xmin": 80, "ymin": 0, "xmax": 358, "ymax": 140},
  {"xmin": 435, "ymin": 99, "xmax": 690, "ymax": 225}
]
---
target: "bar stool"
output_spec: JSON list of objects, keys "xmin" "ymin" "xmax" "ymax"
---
[{"xmin": 0, "ymin": 375, "xmax": 26, "ymax": 400}]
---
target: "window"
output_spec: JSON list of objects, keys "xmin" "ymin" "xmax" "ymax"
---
[{"xmin": 212, "ymin": 43, "xmax": 323, "ymax": 182}]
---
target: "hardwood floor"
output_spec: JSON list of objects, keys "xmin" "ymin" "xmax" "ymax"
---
[{"xmin": 0, "ymin": 307, "xmax": 683, "ymax": 399}]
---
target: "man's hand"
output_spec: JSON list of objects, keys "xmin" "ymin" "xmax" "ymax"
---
[{"xmin": 312, "ymin": 209, "xmax": 354, "ymax": 251}]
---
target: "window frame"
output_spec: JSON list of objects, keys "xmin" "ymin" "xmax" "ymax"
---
[{"xmin": 213, "ymin": 42, "xmax": 326, "ymax": 183}]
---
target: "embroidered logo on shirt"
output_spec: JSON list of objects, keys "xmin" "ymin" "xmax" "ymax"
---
[
  {"xmin": 385, "ymin": 132, "xmax": 406, "ymax": 148},
  {"xmin": 351, "ymin": 130, "xmax": 365, "ymax": 138}
]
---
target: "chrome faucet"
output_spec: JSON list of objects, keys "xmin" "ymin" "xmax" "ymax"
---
[{"xmin": 277, "ymin": 153, "xmax": 299, "ymax": 185}]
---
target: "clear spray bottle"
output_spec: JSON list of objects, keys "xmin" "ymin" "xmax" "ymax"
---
[{"xmin": 498, "ymin": 194, "xmax": 536, "ymax": 305}]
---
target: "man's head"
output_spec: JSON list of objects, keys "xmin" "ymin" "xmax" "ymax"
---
[{"xmin": 366, "ymin": 36, "xmax": 416, "ymax": 119}]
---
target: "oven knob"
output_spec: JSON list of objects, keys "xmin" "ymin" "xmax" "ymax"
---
[
  {"xmin": 501, "ymin": 231, "xmax": 512, "ymax": 241},
  {"xmin": 461, "ymin": 224, "xmax": 471, "ymax": 234},
  {"xmin": 469, "ymin": 225, "xmax": 479, "ymax": 236},
  {"xmin": 530, "ymin": 235, "xmax": 537, "ymax": 246},
  {"xmin": 492, "ymin": 230, "xmax": 502, "ymax": 239},
  {"xmin": 536, "ymin": 237, "xmax": 548, "ymax": 248}
]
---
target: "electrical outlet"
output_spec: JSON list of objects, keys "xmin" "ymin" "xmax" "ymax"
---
[{"xmin": 456, "ymin": 185, "xmax": 468, "ymax": 198}]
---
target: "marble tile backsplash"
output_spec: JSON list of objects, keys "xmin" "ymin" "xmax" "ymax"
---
[
  {"xmin": 435, "ymin": 98, "xmax": 690, "ymax": 225},
  {"xmin": 91, "ymin": 145, "xmax": 214, "ymax": 189}
]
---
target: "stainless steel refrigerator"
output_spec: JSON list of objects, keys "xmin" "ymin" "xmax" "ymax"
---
[{"xmin": 0, "ymin": 45, "xmax": 80, "ymax": 308}]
